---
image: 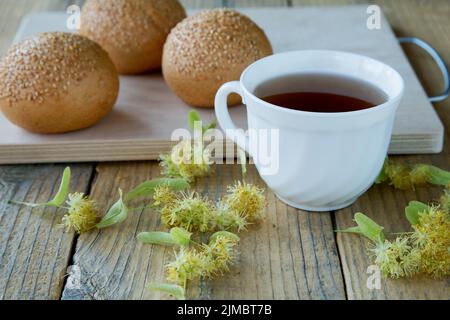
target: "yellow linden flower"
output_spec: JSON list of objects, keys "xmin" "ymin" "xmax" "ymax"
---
[
  {"xmin": 371, "ymin": 237, "xmax": 420, "ymax": 279},
  {"xmin": 224, "ymin": 181, "xmax": 266, "ymax": 222},
  {"xmin": 160, "ymin": 140, "xmax": 211, "ymax": 182},
  {"xmin": 166, "ymin": 247, "xmax": 208, "ymax": 285},
  {"xmin": 379, "ymin": 159, "xmax": 450, "ymax": 190},
  {"xmin": 412, "ymin": 207, "xmax": 450, "ymax": 278},
  {"xmin": 160, "ymin": 192, "xmax": 214, "ymax": 232},
  {"xmin": 153, "ymin": 185, "xmax": 177, "ymax": 208},
  {"xmin": 201, "ymin": 234, "xmax": 239, "ymax": 278},
  {"xmin": 62, "ymin": 193, "xmax": 99, "ymax": 234},
  {"xmin": 165, "ymin": 232, "xmax": 240, "ymax": 286},
  {"xmin": 383, "ymin": 162, "xmax": 428, "ymax": 190},
  {"xmin": 211, "ymin": 202, "xmax": 248, "ymax": 232},
  {"xmin": 439, "ymin": 188, "xmax": 450, "ymax": 211}
]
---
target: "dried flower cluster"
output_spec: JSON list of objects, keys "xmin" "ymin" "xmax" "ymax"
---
[
  {"xmin": 153, "ymin": 181, "xmax": 266, "ymax": 233},
  {"xmin": 371, "ymin": 236, "xmax": 420, "ymax": 279},
  {"xmin": 341, "ymin": 199, "xmax": 450, "ymax": 279},
  {"xmin": 7, "ymin": 111, "xmax": 264, "ymax": 300},
  {"xmin": 147, "ymin": 182, "xmax": 265, "ymax": 299},
  {"xmin": 62, "ymin": 192, "xmax": 99, "ymax": 234},
  {"xmin": 377, "ymin": 158, "xmax": 450, "ymax": 190},
  {"xmin": 370, "ymin": 206, "xmax": 450, "ymax": 279},
  {"xmin": 166, "ymin": 232, "xmax": 240, "ymax": 286},
  {"xmin": 160, "ymin": 140, "xmax": 212, "ymax": 182},
  {"xmin": 412, "ymin": 206, "xmax": 450, "ymax": 278},
  {"xmin": 440, "ymin": 188, "xmax": 450, "ymax": 211}
]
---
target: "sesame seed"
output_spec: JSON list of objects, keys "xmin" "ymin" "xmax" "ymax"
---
[
  {"xmin": 164, "ymin": 8, "xmax": 273, "ymax": 78},
  {"xmin": 0, "ymin": 32, "xmax": 105, "ymax": 104},
  {"xmin": 79, "ymin": 0, "xmax": 186, "ymax": 54}
]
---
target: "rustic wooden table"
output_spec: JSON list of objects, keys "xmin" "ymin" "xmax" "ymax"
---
[{"xmin": 0, "ymin": 0, "xmax": 449, "ymax": 300}]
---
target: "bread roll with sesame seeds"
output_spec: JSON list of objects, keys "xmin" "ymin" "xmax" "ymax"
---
[
  {"xmin": 0, "ymin": 32, "xmax": 119, "ymax": 134},
  {"xmin": 162, "ymin": 8, "xmax": 273, "ymax": 108},
  {"xmin": 80, "ymin": 0, "xmax": 186, "ymax": 74}
]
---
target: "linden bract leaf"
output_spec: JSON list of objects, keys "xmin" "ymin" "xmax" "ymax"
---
[
  {"xmin": 47, "ymin": 167, "xmax": 71, "ymax": 207},
  {"xmin": 354, "ymin": 212, "xmax": 385, "ymax": 243},
  {"xmin": 335, "ymin": 226, "xmax": 364, "ymax": 236},
  {"xmin": 238, "ymin": 148, "xmax": 247, "ymax": 177},
  {"xmin": 188, "ymin": 110, "xmax": 216, "ymax": 134},
  {"xmin": 170, "ymin": 227, "xmax": 192, "ymax": 246},
  {"xmin": 96, "ymin": 189, "xmax": 128, "ymax": 228},
  {"xmin": 375, "ymin": 159, "xmax": 389, "ymax": 184},
  {"xmin": 188, "ymin": 110, "xmax": 202, "ymax": 131},
  {"xmin": 425, "ymin": 165, "xmax": 450, "ymax": 186},
  {"xmin": 149, "ymin": 283, "xmax": 185, "ymax": 300},
  {"xmin": 124, "ymin": 178, "xmax": 189, "ymax": 202},
  {"xmin": 405, "ymin": 201, "xmax": 429, "ymax": 225},
  {"xmin": 137, "ymin": 232, "xmax": 177, "ymax": 246},
  {"xmin": 210, "ymin": 231, "xmax": 240, "ymax": 243}
]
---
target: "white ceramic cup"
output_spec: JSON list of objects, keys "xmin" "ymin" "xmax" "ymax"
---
[{"xmin": 215, "ymin": 50, "xmax": 404, "ymax": 212}]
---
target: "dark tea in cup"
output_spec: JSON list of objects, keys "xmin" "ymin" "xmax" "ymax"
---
[{"xmin": 256, "ymin": 73, "xmax": 388, "ymax": 113}]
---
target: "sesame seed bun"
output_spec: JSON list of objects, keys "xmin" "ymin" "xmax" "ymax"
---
[
  {"xmin": 0, "ymin": 32, "xmax": 119, "ymax": 134},
  {"xmin": 162, "ymin": 9, "xmax": 273, "ymax": 108},
  {"xmin": 80, "ymin": 0, "xmax": 187, "ymax": 74}
]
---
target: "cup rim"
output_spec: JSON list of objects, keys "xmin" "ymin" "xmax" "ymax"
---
[{"xmin": 240, "ymin": 50, "xmax": 405, "ymax": 118}]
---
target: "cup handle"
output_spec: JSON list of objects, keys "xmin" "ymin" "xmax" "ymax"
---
[{"xmin": 215, "ymin": 81, "xmax": 249, "ymax": 153}]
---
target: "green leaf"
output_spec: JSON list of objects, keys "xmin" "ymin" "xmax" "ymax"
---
[
  {"xmin": 188, "ymin": 110, "xmax": 216, "ymax": 134},
  {"xmin": 238, "ymin": 148, "xmax": 247, "ymax": 177},
  {"xmin": 170, "ymin": 227, "xmax": 192, "ymax": 246},
  {"xmin": 405, "ymin": 201, "xmax": 429, "ymax": 225},
  {"xmin": 188, "ymin": 110, "xmax": 202, "ymax": 131},
  {"xmin": 149, "ymin": 283, "xmax": 185, "ymax": 300},
  {"xmin": 354, "ymin": 212, "xmax": 385, "ymax": 243},
  {"xmin": 137, "ymin": 232, "xmax": 177, "ymax": 246},
  {"xmin": 375, "ymin": 159, "xmax": 389, "ymax": 184},
  {"xmin": 10, "ymin": 167, "xmax": 71, "ymax": 208},
  {"xmin": 47, "ymin": 167, "xmax": 71, "ymax": 207},
  {"xmin": 124, "ymin": 178, "xmax": 189, "ymax": 202},
  {"xmin": 425, "ymin": 165, "xmax": 450, "ymax": 186},
  {"xmin": 335, "ymin": 226, "xmax": 364, "ymax": 235},
  {"xmin": 96, "ymin": 189, "xmax": 128, "ymax": 228},
  {"xmin": 203, "ymin": 120, "xmax": 217, "ymax": 132},
  {"xmin": 210, "ymin": 231, "xmax": 240, "ymax": 243}
]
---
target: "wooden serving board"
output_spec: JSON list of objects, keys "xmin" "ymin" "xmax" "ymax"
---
[{"xmin": 0, "ymin": 6, "xmax": 444, "ymax": 164}]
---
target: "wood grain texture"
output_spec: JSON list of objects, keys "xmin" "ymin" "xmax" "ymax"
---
[
  {"xmin": 0, "ymin": 164, "xmax": 93, "ymax": 299},
  {"xmin": 335, "ymin": 181, "xmax": 450, "ymax": 300},
  {"xmin": 1, "ymin": 0, "xmax": 449, "ymax": 301},
  {"xmin": 61, "ymin": 163, "xmax": 345, "ymax": 300},
  {"xmin": 60, "ymin": 0, "xmax": 344, "ymax": 301},
  {"xmin": 296, "ymin": 0, "xmax": 450, "ymax": 300},
  {"xmin": 0, "ymin": 0, "xmax": 93, "ymax": 301}
]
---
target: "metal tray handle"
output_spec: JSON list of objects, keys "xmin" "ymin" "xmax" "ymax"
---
[{"xmin": 399, "ymin": 37, "xmax": 449, "ymax": 103}]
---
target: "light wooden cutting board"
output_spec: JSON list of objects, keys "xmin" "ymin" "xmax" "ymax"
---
[{"xmin": 0, "ymin": 6, "xmax": 444, "ymax": 164}]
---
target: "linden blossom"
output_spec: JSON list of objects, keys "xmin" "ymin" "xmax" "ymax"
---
[
  {"xmin": 170, "ymin": 121, "xmax": 280, "ymax": 175},
  {"xmin": 177, "ymin": 305, "xmax": 212, "ymax": 318}
]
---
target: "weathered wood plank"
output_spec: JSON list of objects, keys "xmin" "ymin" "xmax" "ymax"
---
[
  {"xmin": 297, "ymin": 0, "xmax": 450, "ymax": 299},
  {"xmin": 60, "ymin": 0, "xmax": 344, "ymax": 301},
  {"xmin": 0, "ymin": 0, "xmax": 94, "ymax": 300},
  {"xmin": 2, "ymin": 0, "xmax": 449, "ymax": 301},
  {"xmin": 336, "ymin": 180, "xmax": 450, "ymax": 300},
  {"xmin": 61, "ymin": 163, "xmax": 345, "ymax": 300},
  {"xmin": 0, "ymin": 164, "xmax": 93, "ymax": 299}
]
